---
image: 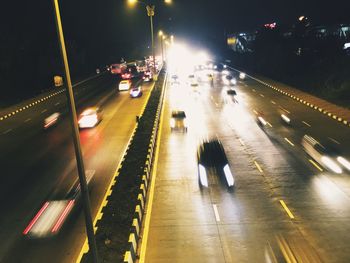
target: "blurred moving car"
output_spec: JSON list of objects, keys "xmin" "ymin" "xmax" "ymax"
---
[
  {"xmin": 227, "ymin": 89, "xmax": 237, "ymax": 95},
  {"xmin": 44, "ymin": 112, "xmax": 60, "ymax": 129},
  {"xmin": 197, "ymin": 139, "xmax": 234, "ymax": 188},
  {"xmin": 78, "ymin": 107, "xmax": 102, "ymax": 128},
  {"xmin": 302, "ymin": 135, "xmax": 343, "ymax": 173},
  {"xmin": 142, "ymin": 71, "xmax": 153, "ymax": 82},
  {"xmin": 170, "ymin": 110, "xmax": 187, "ymax": 132},
  {"xmin": 118, "ymin": 79, "xmax": 132, "ymax": 91},
  {"xmin": 281, "ymin": 114, "xmax": 291, "ymax": 125},
  {"xmin": 23, "ymin": 170, "xmax": 94, "ymax": 239},
  {"xmin": 130, "ymin": 86, "xmax": 143, "ymax": 98}
]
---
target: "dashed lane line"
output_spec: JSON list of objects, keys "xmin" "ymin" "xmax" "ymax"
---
[
  {"xmin": 328, "ymin": 137, "xmax": 340, "ymax": 145},
  {"xmin": 213, "ymin": 205, "xmax": 221, "ymax": 222},
  {"xmin": 279, "ymin": 200, "xmax": 295, "ymax": 219},
  {"xmin": 309, "ymin": 159, "xmax": 323, "ymax": 172},
  {"xmin": 302, "ymin": 121, "xmax": 311, "ymax": 127},
  {"xmin": 254, "ymin": 161, "xmax": 263, "ymax": 173},
  {"xmin": 284, "ymin": 138, "xmax": 295, "ymax": 147},
  {"xmin": 2, "ymin": 129, "xmax": 12, "ymax": 135}
]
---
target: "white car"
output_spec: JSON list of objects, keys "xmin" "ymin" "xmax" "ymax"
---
[
  {"xmin": 302, "ymin": 135, "xmax": 343, "ymax": 174},
  {"xmin": 170, "ymin": 110, "xmax": 187, "ymax": 132},
  {"xmin": 78, "ymin": 107, "xmax": 102, "ymax": 128},
  {"xmin": 118, "ymin": 80, "xmax": 131, "ymax": 91}
]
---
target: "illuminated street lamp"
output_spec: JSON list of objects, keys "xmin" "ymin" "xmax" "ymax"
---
[
  {"xmin": 158, "ymin": 31, "xmax": 165, "ymax": 62},
  {"xmin": 127, "ymin": 0, "xmax": 171, "ymax": 74},
  {"xmin": 52, "ymin": 0, "xmax": 98, "ymax": 262}
]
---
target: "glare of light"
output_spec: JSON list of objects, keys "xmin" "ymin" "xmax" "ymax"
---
[
  {"xmin": 313, "ymin": 175, "xmax": 348, "ymax": 208},
  {"xmin": 281, "ymin": 114, "xmax": 290, "ymax": 124},
  {"xmin": 170, "ymin": 118, "xmax": 175, "ymax": 128},
  {"xmin": 158, "ymin": 30, "xmax": 163, "ymax": 37},
  {"xmin": 258, "ymin": 116, "xmax": 267, "ymax": 126},
  {"xmin": 337, "ymin": 156, "xmax": 350, "ymax": 171},
  {"xmin": 239, "ymin": 72, "xmax": 246, "ymax": 79},
  {"xmin": 344, "ymin": 42, "xmax": 350, "ymax": 49},
  {"xmin": 223, "ymin": 64, "xmax": 227, "ymax": 68},
  {"xmin": 231, "ymin": 78, "xmax": 237, "ymax": 85},
  {"xmin": 164, "ymin": 0, "xmax": 172, "ymax": 4},
  {"xmin": 222, "ymin": 70, "xmax": 229, "ymax": 75},
  {"xmin": 198, "ymin": 164, "xmax": 208, "ymax": 187},
  {"xmin": 127, "ymin": 0, "xmax": 137, "ymax": 6},
  {"xmin": 321, "ymin": 156, "xmax": 342, "ymax": 174},
  {"xmin": 223, "ymin": 164, "xmax": 235, "ymax": 187},
  {"xmin": 299, "ymin": 15, "xmax": 305, "ymax": 21}
]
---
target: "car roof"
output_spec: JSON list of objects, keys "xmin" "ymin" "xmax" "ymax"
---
[
  {"xmin": 197, "ymin": 139, "xmax": 228, "ymax": 167},
  {"xmin": 171, "ymin": 110, "xmax": 186, "ymax": 118},
  {"xmin": 120, "ymin": 80, "xmax": 130, "ymax": 83}
]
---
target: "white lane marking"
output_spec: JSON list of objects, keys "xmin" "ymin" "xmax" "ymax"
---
[
  {"xmin": 271, "ymin": 100, "xmax": 276, "ymax": 105},
  {"xmin": 328, "ymin": 137, "xmax": 340, "ymax": 145},
  {"xmin": 302, "ymin": 121, "xmax": 311, "ymax": 127},
  {"xmin": 41, "ymin": 109, "xmax": 47, "ymax": 114},
  {"xmin": 267, "ymin": 122, "xmax": 273, "ymax": 128},
  {"xmin": 2, "ymin": 129, "xmax": 12, "ymax": 135},
  {"xmin": 213, "ymin": 205, "xmax": 221, "ymax": 222},
  {"xmin": 24, "ymin": 118, "xmax": 31, "ymax": 123},
  {"xmin": 284, "ymin": 137, "xmax": 295, "ymax": 147},
  {"xmin": 55, "ymin": 102, "xmax": 60, "ymax": 106},
  {"xmin": 260, "ymin": 94, "xmax": 265, "ymax": 97},
  {"xmin": 279, "ymin": 107, "xmax": 290, "ymax": 114},
  {"xmin": 239, "ymin": 138, "xmax": 245, "ymax": 146},
  {"xmin": 253, "ymin": 110, "xmax": 258, "ymax": 115}
]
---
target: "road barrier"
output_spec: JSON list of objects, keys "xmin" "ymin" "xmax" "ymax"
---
[
  {"xmin": 79, "ymin": 70, "xmax": 167, "ymax": 263},
  {"xmin": 123, "ymin": 73, "xmax": 166, "ymax": 263}
]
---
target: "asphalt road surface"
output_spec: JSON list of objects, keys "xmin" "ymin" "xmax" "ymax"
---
[
  {"xmin": 141, "ymin": 69, "xmax": 350, "ymax": 263},
  {"xmin": 0, "ymin": 76, "xmax": 153, "ymax": 263}
]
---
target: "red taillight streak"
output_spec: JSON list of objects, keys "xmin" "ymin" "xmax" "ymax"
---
[
  {"xmin": 23, "ymin": 202, "xmax": 50, "ymax": 235},
  {"xmin": 51, "ymin": 200, "xmax": 75, "ymax": 233}
]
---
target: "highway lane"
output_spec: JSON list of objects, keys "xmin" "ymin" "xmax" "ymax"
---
[
  {"xmin": 142, "ymin": 69, "xmax": 350, "ymax": 262},
  {"xmin": 0, "ymin": 78, "xmax": 153, "ymax": 263}
]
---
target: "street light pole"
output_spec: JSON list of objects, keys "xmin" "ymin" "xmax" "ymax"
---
[
  {"xmin": 52, "ymin": 1, "xmax": 99, "ymax": 262},
  {"xmin": 146, "ymin": 5, "xmax": 156, "ymax": 74}
]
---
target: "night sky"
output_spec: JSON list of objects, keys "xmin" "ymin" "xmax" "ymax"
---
[{"xmin": 0, "ymin": 0, "xmax": 349, "ymax": 101}]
